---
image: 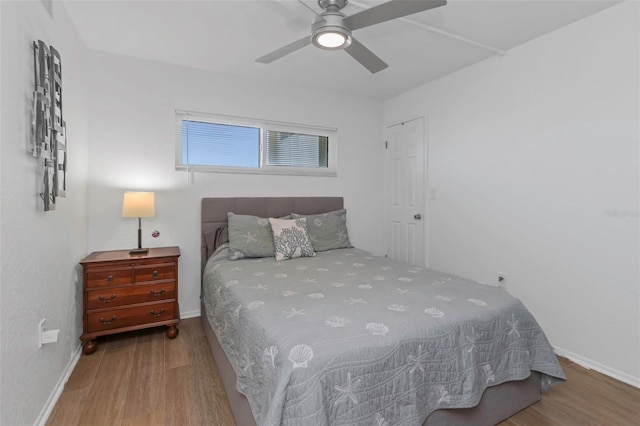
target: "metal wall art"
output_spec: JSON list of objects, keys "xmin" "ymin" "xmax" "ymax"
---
[{"xmin": 31, "ymin": 40, "xmax": 66, "ymax": 211}]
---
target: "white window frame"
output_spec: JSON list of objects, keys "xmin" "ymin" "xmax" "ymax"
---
[{"xmin": 175, "ymin": 110, "xmax": 337, "ymax": 177}]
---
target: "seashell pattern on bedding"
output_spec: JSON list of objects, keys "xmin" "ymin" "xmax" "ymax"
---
[
  {"xmin": 202, "ymin": 247, "xmax": 565, "ymax": 426},
  {"xmin": 288, "ymin": 344, "xmax": 314, "ymax": 368}
]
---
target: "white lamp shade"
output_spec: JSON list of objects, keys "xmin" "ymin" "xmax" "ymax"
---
[{"xmin": 122, "ymin": 192, "xmax": 155, "ymax": 218}]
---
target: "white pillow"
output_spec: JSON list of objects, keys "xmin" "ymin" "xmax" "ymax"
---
[{"xmin": 268, "ymin": 217, "xmax": 315, "ymax": 261}]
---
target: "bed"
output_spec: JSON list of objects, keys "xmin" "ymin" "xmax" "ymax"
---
[{"xmin": 200, "ymin": 197, "xmax": 565, "ymax": 426}]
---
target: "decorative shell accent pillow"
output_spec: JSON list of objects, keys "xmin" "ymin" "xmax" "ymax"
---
[
  {"xmin": 291, "ymin": 209, "xmax": 352, "ymax": 252},
  {"xmin": 268, "ymin": 217, "xmax": 316, "ymax": 261}
]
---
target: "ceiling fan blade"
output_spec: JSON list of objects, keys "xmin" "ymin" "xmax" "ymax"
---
[
  {"xmin": 255, "ymin": 36, "xmax": 311, "ymax": 64},
  {"xmin": 344, "ymin": 37, "xmax": 388, "ymax": 74},
  {"xmin": 344, "ymin": 0, "xmax": 447, "ymax": 31},
  {"xmin": 297, "ymin": 0, "xmax": 320, "ymax": 17},
  {"xmin": 260, "ymin": 0, "xmax": 317, "ymax": 33}
]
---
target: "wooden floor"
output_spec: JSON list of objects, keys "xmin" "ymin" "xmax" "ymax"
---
[
  {"xmin": 48, "ymin": 317, "xmax": 640, "ymax": 426},
  {"xmin": 47, "ymin": 318, "xmax": 234, "ymax": 426},
  {"xmin": 499, "ymin": 356, "xmax": 640, "ymax": 426}
]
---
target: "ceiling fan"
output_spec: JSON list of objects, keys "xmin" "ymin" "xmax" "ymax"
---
[{"xmin": 256, "ymin": 0, "xmax": 447, "ymax": 74}]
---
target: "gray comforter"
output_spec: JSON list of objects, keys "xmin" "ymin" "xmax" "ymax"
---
[{"xmin": 202, "ymin": 246, "xmax": 565, "ymax": 426}]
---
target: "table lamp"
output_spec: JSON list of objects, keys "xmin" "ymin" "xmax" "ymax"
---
[{"xmin": 122, "ymin": 191, "xmax": 155, "ymax": 254}]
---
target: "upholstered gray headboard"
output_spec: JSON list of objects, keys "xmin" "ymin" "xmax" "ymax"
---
[{"xmin": 201, "ymin": 197, "xmax": 344, "ymax": 270}]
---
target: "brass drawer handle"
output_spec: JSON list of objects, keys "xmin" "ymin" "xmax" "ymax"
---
[
  {"xmin": 99, "ymin": 315, "xmax": 117, "ymax": 325},
  {"xmin": 150, "ymin": 308, "xmax": 166, "ymax": 317},
  {"xmin": 106, "ymin": 275, "xmax": 113, "ymax": 283},
  {"xmin": 149, "ymin": 288, "xmax": 166, "ymax": 297},
  {"xmin": 152, "ymin": 270, "xmax": 159, "ymax": 278},
  {"xmin": 99, "ymin": 294, "xmax": 117, "ymax": 303}
]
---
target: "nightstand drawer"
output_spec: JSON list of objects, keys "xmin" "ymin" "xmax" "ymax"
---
[
  {"xmin": 87, "ymin": 282, "xmax": 176, "ymax": 310},
  {"xmin": 86, "ymin": 268, "xmax": 132, "ymax": 288},
  {"xmin": 86, "ymin": 301, "xmax": 176, "ymax": 333},
  {"xmin": 134, "ymin": 263, "xmax": 175, "ymax": 283}
]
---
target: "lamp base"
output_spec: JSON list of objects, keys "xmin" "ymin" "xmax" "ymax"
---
[{"xmin": 129, "ymin": 247, "xmax": 149, "ymax": 255}]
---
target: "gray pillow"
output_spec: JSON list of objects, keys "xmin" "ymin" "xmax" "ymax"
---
[
  {"xmin": 291, "ymin": 209, "xmax": 352, "ymax": 252},
  {"xmin": 227, "ymin": 213, "xmax": 276, "ymax": 260}
]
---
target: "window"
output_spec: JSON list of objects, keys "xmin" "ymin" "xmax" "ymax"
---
[{"xmin": 175, "ymin": 111, "xmax": 337, "ymax": 176}]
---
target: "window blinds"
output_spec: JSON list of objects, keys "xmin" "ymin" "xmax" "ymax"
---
[
  {"xmin": 264, "ymin": 131, "xmax": 329, "ymax": 168},
  {"xmin": 181, "ymin": 119, "xmax": 260, "ymax": 168}
]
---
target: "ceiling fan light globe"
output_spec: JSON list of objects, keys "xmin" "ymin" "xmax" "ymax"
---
[
  {"xmin": 311, "ymin": 25, "xmax": 352, "ymax": 50},
  {"xmin": 317, "ymin": 32, "xmax": 348, "ymax": 48}
]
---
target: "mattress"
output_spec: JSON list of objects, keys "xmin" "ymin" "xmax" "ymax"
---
[{"xmin": 202, "ymin": 246, "xmax": 565, "ymax": 426}]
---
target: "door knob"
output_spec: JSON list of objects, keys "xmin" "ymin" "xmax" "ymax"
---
[{"xmin": 414, "ymin": 214, "xmax": 422, "ymax": 220}]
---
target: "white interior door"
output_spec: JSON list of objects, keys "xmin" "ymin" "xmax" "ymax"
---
[{"xmin": 384, "ymin": 118, "xmax": 426, "ymax": 267}]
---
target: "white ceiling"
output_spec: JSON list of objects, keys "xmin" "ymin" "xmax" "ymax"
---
[{"xmin": 63, "ymin": 0, "xmax": 620, "ymax": 100}]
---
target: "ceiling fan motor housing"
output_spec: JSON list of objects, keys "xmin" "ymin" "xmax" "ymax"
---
[
  {"xmin": 318, "ymin": 0, "xmax": 348, "ymax": 11},
  {"xmin": 312, "ymin": 1, "xmax": 352, "ymax": 50}
]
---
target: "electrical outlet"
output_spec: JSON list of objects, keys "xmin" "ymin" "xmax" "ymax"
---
[
  {"xmin": 42, "ymin": 329, "xmax": 60, "ymax": 344},
  {"xmin": 38, "ymin": 319, "xmax": 60, "ymax": 347},
  {"xmin": 497, "ymin": 273, "xmax": 507, "ymax": 289}
]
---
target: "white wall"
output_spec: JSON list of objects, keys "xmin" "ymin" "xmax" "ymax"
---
[
  {"xmin": 85, "ymin": 51, "xmax": 385, "ymax": 318},
  {"xmin": 0, "ymin": 1, "xmax": 89, "ymax": 424},
  {"xmin": 384, "ymin": 2, "xmax": 640, "ymax": 386}
]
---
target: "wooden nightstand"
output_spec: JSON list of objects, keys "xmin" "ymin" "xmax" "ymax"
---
[{"xmin": 79, "ymin": 246, "xmax": 181, "ymax": 355}]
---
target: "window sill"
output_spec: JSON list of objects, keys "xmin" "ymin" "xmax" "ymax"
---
[{"xmin": 176, "ymin": 165, "xmax": 337, "ymax": 177}]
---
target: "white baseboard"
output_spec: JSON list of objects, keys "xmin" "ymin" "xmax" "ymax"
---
[
  {"xmin": 554, "ymin": 346, "xmax": 640, "ymax": 389},
  {"xmin": 181, "ymin": 309, "xmax": 200, "ymax": 319},
  {"xmin": 34, "ymin": 344, "xmax": 82, "ymax": 426}
]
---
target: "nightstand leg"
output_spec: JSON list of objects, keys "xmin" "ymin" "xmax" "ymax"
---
[
  {"xmin": 82, "ymin": 340, "xmax": 98, "ymax": 355},
  {"xmin": 166, "ymin": 325, "xmax": 179, "ymax": 339}
]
